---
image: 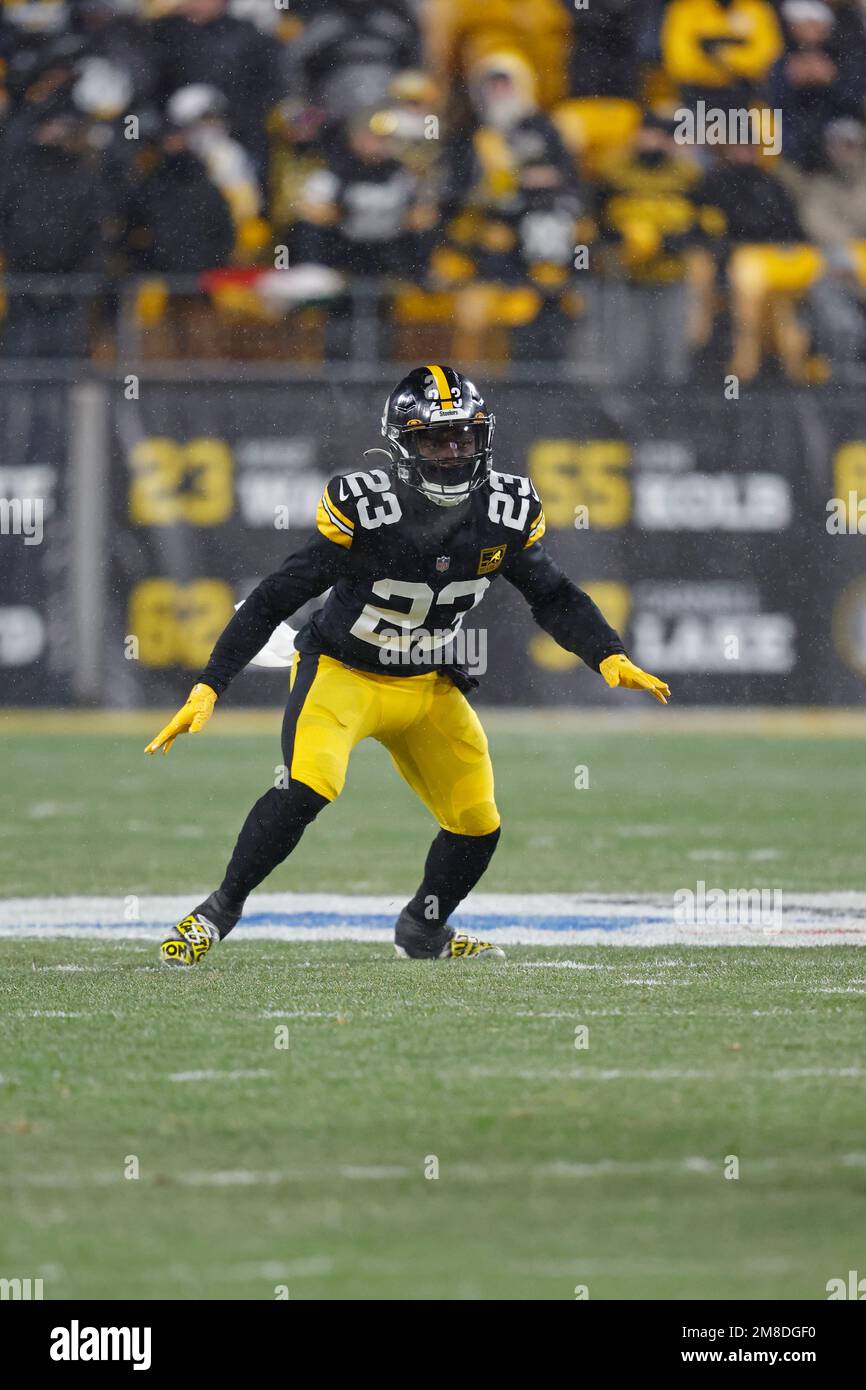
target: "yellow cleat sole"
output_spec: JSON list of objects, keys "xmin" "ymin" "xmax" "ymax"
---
[{"xmin": 159, "ymin": 939, "xmax": 195, "ymax": 966}]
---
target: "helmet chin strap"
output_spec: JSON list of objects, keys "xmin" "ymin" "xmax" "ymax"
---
[{"xmin": 424, "ymin": 491, "xmax": 469, "ymax": 508}]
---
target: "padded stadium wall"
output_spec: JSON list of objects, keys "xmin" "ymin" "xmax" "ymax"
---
[{"xmin": 1, "ymin": 378, "xmax": 863, "ymax": 707}]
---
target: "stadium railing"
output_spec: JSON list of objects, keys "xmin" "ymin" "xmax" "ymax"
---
[{"xmin": 0, "ymin": 270, "xmax": 694, "ymax": 385}]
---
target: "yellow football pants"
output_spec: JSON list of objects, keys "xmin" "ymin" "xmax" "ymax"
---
[{"xmin": 285, "ymin": 652, "xmax": 500, "ymax": 837}]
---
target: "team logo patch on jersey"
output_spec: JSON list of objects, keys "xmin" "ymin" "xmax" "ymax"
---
[
  {"xmin": 478, "ymin": 544, "xmax": 507, "ymax": 575},
  {"xmin": 436, "ymin": 555, "xmax": 451, "ymax": 572}
]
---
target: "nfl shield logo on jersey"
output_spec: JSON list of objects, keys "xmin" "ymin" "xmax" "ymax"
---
[{"xmin": 436, "ymin": 555, "xmax": 451, "ymax": 572}]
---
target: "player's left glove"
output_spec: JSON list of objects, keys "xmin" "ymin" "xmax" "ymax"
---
[
  {"xmin": 599, "ymin": 654, "xmax": 670, "ymax": 705},
  {"xmin": 145, "ymin": 682, "xmax": 217, "ymax": 755}
]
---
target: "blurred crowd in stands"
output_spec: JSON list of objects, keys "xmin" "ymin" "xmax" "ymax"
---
[{"xmin": 3, "ymin": 0, "xmax": 866, "ymax": 380}]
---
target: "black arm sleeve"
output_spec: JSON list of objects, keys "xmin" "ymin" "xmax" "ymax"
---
[
  {"xmin": 196, "ymin": 532, "xmax": 349, "ymax": 696},
  {"xmin": 504, "ymin": 541, "xmax": 625, "ymax": 673}
]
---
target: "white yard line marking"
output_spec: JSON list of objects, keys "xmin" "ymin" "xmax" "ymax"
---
[
  {"xmin": 7, "ymin": 1153, "xmax": 866, "ymax": 1191},
  {"xmin": 511, "ymin": 1010, "xmax": 584, "ymax": 1019},
  {"xmin": 339, "ymin": 1166, "xmax": 413, "ymax": 1180},
  {"xmin": 223, "ymin": 1257, "xmax": 335, "ymax": 1279},
  {"xmin": 168, "ymin": 1069, "xmax": 271, "ymax": 1083},
  {"xmin": 248, "ymin": 1010, "xmax": 348, "ymax": 1019},
  {"xmin": 467, "ymin": 1066, "xmax": 866, "ymax": 1083},
  {"xmin": 515, "ymin": 961, "xmax": 618, "ymax": 970},
  {"xmin": 1, "ymin": 892, "xmax": 865, "ymax": 947},
  {"xmin": 180, "ymin": 1170, "xmax": 290, "ymax": 1186},
  {"xmin": 3, "ymin": 1010, "xmax": 91, "ymax": 1018},
  {"xmin": 771, "ymin": 1067, "xmax": 866, "ymax": 1080}
]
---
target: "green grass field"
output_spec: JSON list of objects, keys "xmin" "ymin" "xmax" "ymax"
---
[
  {"xmin": 2, "ymin": 715, "xmax": 865, "ymax": 895},
  {"xmin": 1, "ymin": 714, "xmax": 865, "ymax": 1300}
]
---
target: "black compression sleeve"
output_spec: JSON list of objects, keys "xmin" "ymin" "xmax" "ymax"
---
[
  {"xmin": 504, "ymin": 541, "xmax": 625, "ymax": 672},
  {"xmin": 196, "ymin": 533, "xmax": 348, "ymax": 696}
]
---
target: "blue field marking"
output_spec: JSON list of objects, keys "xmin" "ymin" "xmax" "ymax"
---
[
  {"xmin": 186, "ymin": 910, "xmax": 669, "ymax": 934},
  {"xmin": 23, "ymin": 912, "xmax": 669, "ymax": 934}
]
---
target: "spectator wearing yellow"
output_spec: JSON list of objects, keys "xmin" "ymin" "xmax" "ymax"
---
[
  {"xmin": 383, "ymin": 70, "xmax": 443, "ymax": 182},
  {"xmin": 425, "ymin": 0, "xmax": 572, "ymax": 110},
  {"xmin": 433, "ymin": 52, "xmax": 586, "ymax": 362},
  {"xmin": 442, "ymin": 50, "xmax": 577, "ymax": 214},
  {"xmin": 595, "ymin": 112, "xmax": 703, "ymax": 284},
  {"xmin": 662, "ymin": 0, "xmax": 783, "ymax": 95}
]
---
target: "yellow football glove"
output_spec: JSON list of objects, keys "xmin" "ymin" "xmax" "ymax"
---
[
  {"xmin": 145, "ymin": 683, "xmax": 217, "ymax": 755},
  {"xmin": 599, "ymin": 654, "xmax": 670, "ymax": 705}
]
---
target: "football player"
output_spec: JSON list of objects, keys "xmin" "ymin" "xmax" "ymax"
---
[{"xmin": 146, "ymin": 365, "xmax": 669, "ymax": 964}]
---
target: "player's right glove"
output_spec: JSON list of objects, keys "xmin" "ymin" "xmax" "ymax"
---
[
  {"xmin": 599, "ymin": 654, "xmax": 670, "ymax": 705},
  {"xmin": 145, "ymin": 682, "xmax": 217, "ymax": 755}
]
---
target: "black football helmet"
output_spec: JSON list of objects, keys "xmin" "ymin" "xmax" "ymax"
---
[{"xmin": 378, "ymin": 365, "xmax": 495, "ymax": 508}]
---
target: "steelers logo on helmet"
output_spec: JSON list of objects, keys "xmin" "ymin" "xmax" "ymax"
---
[{"xmin": 381, "ymin": 365, "xmax": 495, "ymax": 508}]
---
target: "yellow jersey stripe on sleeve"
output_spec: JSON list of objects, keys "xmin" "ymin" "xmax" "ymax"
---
[
  {"xmin": 524, "ymin": 509, "xmax": 546, "ymax": 548},
  {"xmin": 323, "ymin": 485, "xmax": 354, "ymax": 533},
  {"xmin": 317, "ymin": 494, "xmax": 353, "ymax": 549}
]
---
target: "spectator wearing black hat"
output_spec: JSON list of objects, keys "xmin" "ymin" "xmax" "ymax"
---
[
  {"xmin": 595, "ymin": 112, "xmax": 702, "ymax": 282},
  {"xmin": 286, "ymin": 105, "xmax": 433, "ymax": 356},
  {"xmin": 290, "ymin": 107, "xmax": 424, "ymax": 279}
]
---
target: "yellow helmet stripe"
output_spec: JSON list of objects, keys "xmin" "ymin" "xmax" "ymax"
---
[{"xmin": 425, "ymin": 363, "xmax": 454, "ymax": 410}]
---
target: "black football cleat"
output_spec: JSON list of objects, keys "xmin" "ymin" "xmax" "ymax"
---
[
  {"xmin": 159, "ymin": 890, "xmax": 242, "ymax": 966},
  {"xmin": 393, "ymin": 908, "xmax": 505, "ymax": 961}
]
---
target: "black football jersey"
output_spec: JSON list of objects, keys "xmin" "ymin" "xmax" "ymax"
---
[{"xmin": 198, "ymin": 465, "xmax": 624, "ymax": 695}]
